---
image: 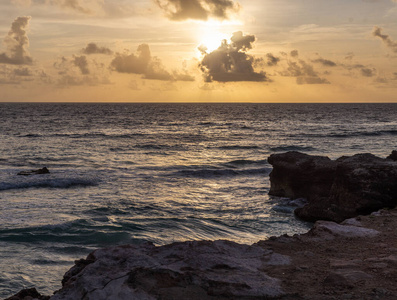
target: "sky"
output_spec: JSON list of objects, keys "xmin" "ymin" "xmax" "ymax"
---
[{"xmin": 0, "ymin": 0, "xmax": 396, "ymax": 102}]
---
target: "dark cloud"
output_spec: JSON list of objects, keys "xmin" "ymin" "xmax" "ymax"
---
[
  {"xmin": 372, "ymin": 26, "xmax": 397, "ymax": 53},
  {"xmin": 230, "ymin": 31, "xmax": 255, "ymax": 51},
  {"xmin": 361, "ymin": 68, "xmax": 376, "ymax": 77},
  {"xmin": 199, "ymin": 31, "xmax": 268, "ymax": 82},
  {"xmin": 312, "ymin": 58, "xmax": 337, "ymax": 67},
  {"xmin": 266, "ymin": 53, "xmax": 280, "ymax": 66},
  {"xmin": 82, "ymin": 43, "xmax": 113, "ymax": 55},
  {"xmin": 13, "ymin": 67, "xmax": 32, "ymax": 76},
  {"xmin": 279, "ymin": 59, "xmax": 330, "ymax": 85},
  {"xmin": 111, "ymin": 44, "xmax": 195, "ymax": 81},
  {"xmin": 296, "ymin": 76, "xmax": 330, "ymax": 85},
  {"xmin": 0, "ymin": 16, "xmax": 33, "ymax": 65},
  {"xmin": 73, "ymin": 55, "xmax": 89, "ymax": 74},
  {"xmin": 155, "ymin": 0, "xmax": 240, "ymax": 21},
  {"xmin": 290, "ymin": 50, "xmax": 299, "ymax": 57},
  {"xmin": 341, "ymin": 62, "xmax": 378, "ymax": 78}
]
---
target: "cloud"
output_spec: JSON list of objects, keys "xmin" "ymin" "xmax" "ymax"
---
[
  {"xmin": 82, "ymin": 43, "xmax": 113, "ymax": 55},
  {"xmin": 0, "ymin": 16, "xmax": 33, "ymax": 65},
  {"xmin": 111, "ymin": 44, "xmax": 194, "ymax": 81},
  {"xmin": 312, "ymin": 58, "xmax": 337, "ymax": 67},
  {"xmin": 372, "ymin": 26, "xmax": 397, "ymax": 53},
  {"xmin": 266, "ymin": 53, "xmax": 280, "ymax": 66},
  {"xmin": 0, "ymin": 64, "xmax": 43, "ymax": 85},
  {"xmin": 361, "ymin": 68, "xmax": 376, "ymax": 77},
  {"xmin": 199, "ymin": 31, "xmax": 268, "ymax": 82},
  {"xmin": 53, "ymin": 54, "xmax": 111, "ymax": 87},
  {"xmin": 73, "ymin": 55, "xmax": 89, "ymax": 74},
  {"xmin": 290, "ymin": 50, "xmax": 299, "ymax": 57},
  {"xmin": 155, "ymin": 0, "xmax": 240, "ymax": 21},
  {"xmin": 55, "ymin": 0, "xmax": 92, "ymax": 13},
  {"xmin": 279, "ymin": 59, "xmax": 330, "ymax": 85},
  {"xmin": 13, "ymin": 67, "xmax": 33, "ymax": 76}
]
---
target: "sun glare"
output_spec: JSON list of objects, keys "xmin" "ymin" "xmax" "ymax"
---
[{"xmin": 197, "ymin": 25, "xmax": 230, "ymax": 53}]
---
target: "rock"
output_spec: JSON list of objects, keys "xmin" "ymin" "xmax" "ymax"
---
[
  {"xmin": 324, "ymin": 270, "xmax": 372, "ymax": 288},
  {"xmin": 51, "ymin": 240, "xmax": 286, "ymax": 300},
  {"xmin": 17, "ymin": 167, "xmax": 50, "ymax": 176},
  {"xmin": 4, "ymin": 288, "xmax": 49, "ymax": 300},
  {"xmin": 267, "ymin": 151, "xmax": 336, "ymax": 200},
  {"xmin": 309, "ymin": 221, "xmax": 380, "ymax": 239},
  {"xmin": 386, "ymin": 150, "xmax": 397, "ymax": 161},
  {"xmin": 268, "ymin": 151, "xmax": 397, "ymax": 222}
]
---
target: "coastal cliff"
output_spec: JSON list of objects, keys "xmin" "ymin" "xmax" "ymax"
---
[{"xmin": 7, "ymin": 151, "xmax": 397, "ymax": 300}]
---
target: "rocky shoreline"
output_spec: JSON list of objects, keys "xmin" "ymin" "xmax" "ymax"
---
[{"xmin": 7, "ymin": 151, "xmax": 397, "ymax": 300}]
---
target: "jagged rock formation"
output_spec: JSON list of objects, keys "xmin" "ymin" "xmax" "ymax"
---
[{"xmin": 268, "ymin": 151, "xmax": 397, "ymax": 222}]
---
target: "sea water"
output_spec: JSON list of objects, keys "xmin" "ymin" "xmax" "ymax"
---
[{"xmin": 0, "ymin": 103, "xmax": 396, "ymax": 297}]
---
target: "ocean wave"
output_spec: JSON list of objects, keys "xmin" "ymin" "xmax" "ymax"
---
[
  {"xmin": 0, "ymin": 176, "xmax": 98, "ymax": 191},
  {"xmin": 20, "ymin": 132, "xmax": 146, "ymax": 139},
  {"xmin": 302, "ymin": 130, "xmax": 397, "ymax": 138},
  {"xmin": 214, "ymin": 145, "xmax": 261, "ymax": 150},
  {"xmin": 0, "ymin": 219, "xmax": 132, "ymax": 245},
  {"xmin": 173, "ymin": 167, "xmax": 271, "ymax": 178},
  {"xmin": 224, "ymin": 159, "xmax": 268, "ymax": 166},
  {"xmin": 269, "ymin": 146, "xmax": 316, "ymax": 152}
]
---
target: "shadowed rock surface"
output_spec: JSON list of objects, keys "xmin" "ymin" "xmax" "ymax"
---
[
  {"xmin": 268, "ymin": 151, "xmax": 397, "ymax": 222},
  {"xmin": 17, "ymin": 167, "xmax": 50, "ymax": 176}
]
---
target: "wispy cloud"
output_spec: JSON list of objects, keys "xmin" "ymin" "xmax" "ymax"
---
[
  {"xmin": 155, "ymin": 0, "xmax": 240, "ymax": 21},
  {"xmin": 372, "ymin": 26, "xmax": 397, "ymax": 53}
]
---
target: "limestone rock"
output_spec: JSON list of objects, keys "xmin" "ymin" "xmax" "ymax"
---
[{"xmin": 51, "ymin": 240, "xmax": 286, "ymax": 299}]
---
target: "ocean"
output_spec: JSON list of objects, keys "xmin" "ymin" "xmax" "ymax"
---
[{"xmin": 0, "ymin": 103, "xmax": 396, "ymax": 297}]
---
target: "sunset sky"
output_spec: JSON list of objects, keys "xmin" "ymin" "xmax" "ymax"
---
[{"xmin": 0, "ymin": 0, "xmax": 397, "ymax": 102}]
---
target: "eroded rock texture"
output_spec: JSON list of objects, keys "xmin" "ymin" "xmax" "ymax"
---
[
  {"xmin": 268, "ymin": 151, "xmax": 397, "ymax": 222},
  {"xmin": 51, "ymin": 240, "xmax": 288, "ymax": 300}
]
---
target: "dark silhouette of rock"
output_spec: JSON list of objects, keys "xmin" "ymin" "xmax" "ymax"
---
[
  {"xmin": 387, "ymin": 150, "xmax": 397, "ymax": 161},
  {"xmin": 5, "ymin": 287, "xmax": 49, "ymax": 300},
  {"xmin": 268, "ymin": 151, "xmax": 397, "ymax": 222},
  {"xmin": 267, "ymin": 151, "xmax": 336, "ymax": 200},
  {"xmin": 17, "ymin": 167, "xmax": 50, "ymax": 176}
]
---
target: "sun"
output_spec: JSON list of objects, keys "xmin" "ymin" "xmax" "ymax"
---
[{"xmin": 196, "ymin": 25, "xmax": 230, "ymax": 53}]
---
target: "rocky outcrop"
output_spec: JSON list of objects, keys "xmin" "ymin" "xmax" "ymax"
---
[
  {"xmin": 267, "ymin": 152, "xmax": 336, "ymax": 200},
  {"xmin": 51, "ymin": 240, "xmax": 287, "ymax": 300},
  {"xmin": 17, "ymin": 167, "xmax": 50, "ymax": 176},
  {"xmin": 7, "ymin": 208, "xmax": 397, "ymax": 300},
  {"xmin": 268, "ymin": 151, "xmax": 397, "ymax": 222},
  {"xmin": 9, "ymin": 208, "xmax": 397, "ymax": 300}
]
